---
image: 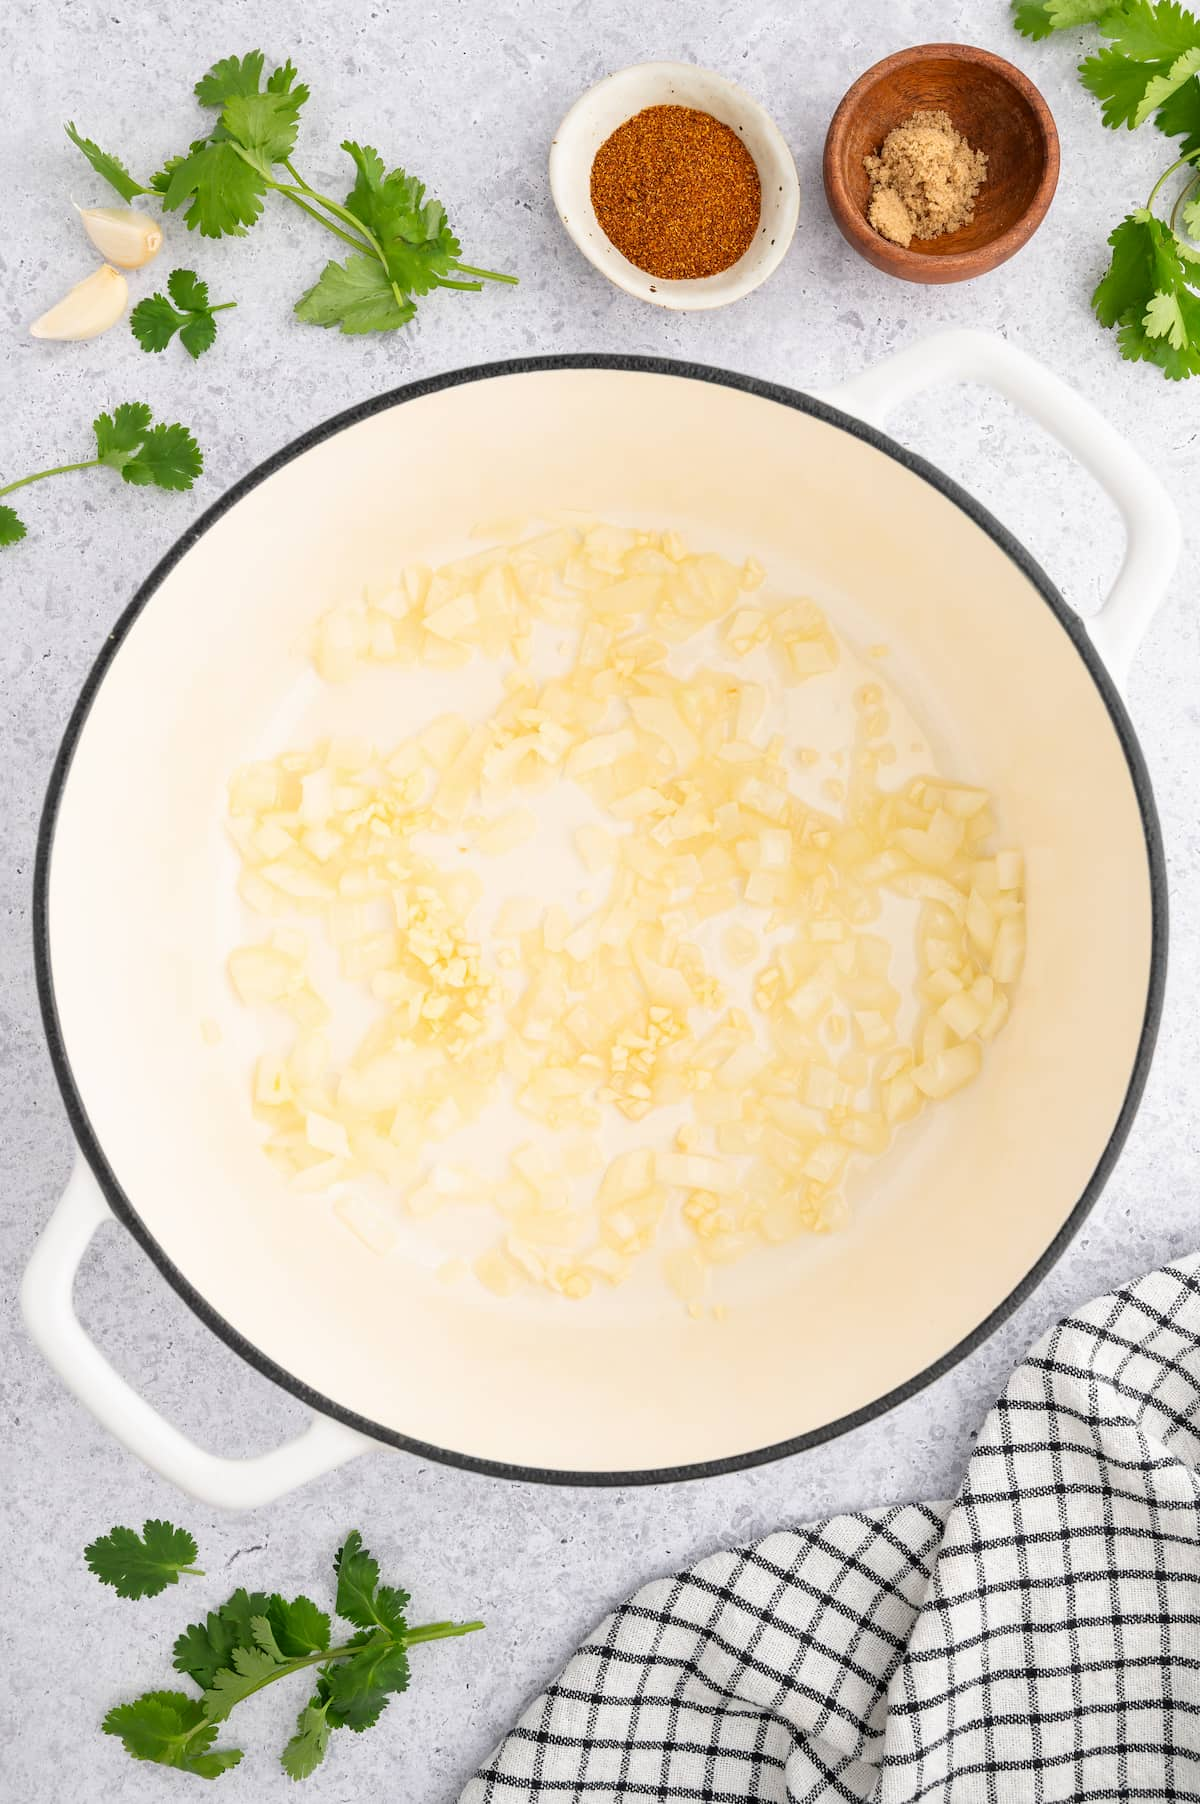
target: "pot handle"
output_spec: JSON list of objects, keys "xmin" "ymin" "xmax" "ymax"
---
[
  {"xmin": 20, "ymin": 1158, "xmax": 372, "ymax": 1509},
  {"xmin": 820, "ymin": 329, "xmax": 1179, "ymax": 691}
]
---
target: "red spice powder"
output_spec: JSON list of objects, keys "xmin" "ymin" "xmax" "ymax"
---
[{"xmin": 590, "ymin": 104, "xmax": 762, "ymax": 281}]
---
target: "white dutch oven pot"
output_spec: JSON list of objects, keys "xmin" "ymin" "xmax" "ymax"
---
[{"xmin": 23, "ymin": 332, "xmax": 1175, "ymax": 1507}]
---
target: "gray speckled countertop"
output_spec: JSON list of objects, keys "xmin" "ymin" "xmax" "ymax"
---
[{"xmin": 2, "ymin": 2, "xmax": 1197, "ymax": 1797}]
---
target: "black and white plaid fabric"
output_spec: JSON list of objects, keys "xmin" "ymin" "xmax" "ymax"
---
[{"xmin": 463, "ymin": 1256, "xmax": 1200, "ymax": 1802}]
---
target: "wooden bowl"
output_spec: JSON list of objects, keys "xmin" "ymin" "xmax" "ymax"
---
[{"xmin": 823, "ymin": 43, "xmax": 1059, "ymax": 284}]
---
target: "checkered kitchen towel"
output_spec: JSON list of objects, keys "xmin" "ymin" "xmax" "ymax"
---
[{"xmin": 463, "ymin": 1256, "xmax": 1200, "ymax": 1802}]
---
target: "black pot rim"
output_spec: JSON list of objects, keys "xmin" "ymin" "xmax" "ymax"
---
[{"xmin": 33, "ymin": 353, "xmax": 1168, "ymax": 1488}]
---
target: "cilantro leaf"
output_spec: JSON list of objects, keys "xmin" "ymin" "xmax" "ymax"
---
[
  {"xmin": 266, "ymin": 1593, "xmax": 332, "ymax": 1658},
  {"xmin": 174, "ymin": 1588, "xmax": 274, "ymax": 1688},
  {"xmin": 65, "ymin": 122, "xmax": 149, "ymax": 201},
  {"xmin": 325, "ymin": 1634, "xmax": 410, "ymax": 1718},
  {"xmin": 377, "ymin": 1584, "xmax": 412, "ymax": 1630},
  {"xmin": 317, "ymin": 1663, "xmax": 389, "ymax": 1733},
  {"xmin": 129, "ymin": 293, "xmax": 186, "ymax": 353},
  {"xmin": 1094, "ymin": 209, "xmax": 1163, "ymax": 324},
  {"xmin": 93, "ymin": 405, "xmax": 202, "ymax": 490},
  {"xmin": 249, "ymin": 1614, "xmax": 288, "ymax": 1663},
  {"xmin": 223, "ymin": 89, "xmax": 306, "ymax": 164},
  {"xmin": 103, "ymin": 1691, "xmax": 243, "ymax": 1777},
  {"xmin": 209, "ymin": 1587, "xmax": 275, "ymax": 1648},
  {"xmin": 173, "ymin": 1619, "xmax": 230, "ymax": 1689},
  {"xmin": 201, "ymin": 1611, "xmax": 335, "ymax": 1725},
  {"xmin": 168, "ymin": 268, "xmax": 210, "ymax": 310},
  {"xmin": 1154, "ymin": 66, "xmax": 1200, "ymax": 148},
  {"xmin": 294, "ymin": 254, "xmax": 417, "ymax": 333},
  {"xmin": 383, "ymin": 205, "xmax": 461, "ymax": 295},
  {"xmin": 341, "ymin": 141, "xmax": 463, "ymax": 295},
  {"xmin": 0, "ymin": 504, "xmax": 27, "ymax": 547},
  {"xmin": 1119, "ymin": 281, "xmax": 1200, "ymax": 374},
  {"xmin": 148, "ymin": 151, "xmax": 184, "ymax": 197},
  {"xmin": 161, "ymin": 139, "xmax": 267, "ymax": 236},
  {"xmin": 180, "ymin": 313, "xmax": 219, "ymax": 357},
  {"xmin": 268, "ymin": 58, "xmax": 306, "ymax": 97},
  {"xmin": 130, "ymin": 268, "xmax": 234, "ymax": 358},
  {"xmin": 1185, "ymin": 188, "xmax": 1200, "ymax": 235},
  {"xmin": 203, "ymin": 1637, "xmax": 289, "ymax": 1723},
  {"xmin": 1094, "ymin": 207, "xmax": 1190, "ymax": 318},
  {"xmin": 326, "ymin": 1691, "xmax": 389, "ymax": 1732},
  {"xmin": 342, "ymin": 139, "xmax": 389, "ymax": 226},
  {"xmin": 333, "ymin": 1530, "xmax": 411, "ymax": 1631},
  {"xmin": 85, "ymin": 1520, "xmax": 201, "ymax": 1599},
  {"xmin": 333, "ymin": 1530, "xmax": 382, "ymax": 1627},
  {"xmin": 1093, "ymin": 210, "xmax": 1200, "ymax": 376},
  {"xmin": 1144, "ymin": 284, "xmax": 1194, "ymax": 335},
  {"xmin": 1140, "ymin": 46, "xmax": 1200, "ymax": 118},
  {"xmin": 93, "ymin": 401, "xmax": 153, "ymax": 463},
  {"xmin": 1080, "ymin": 45, "xmax": 1168, "ymax": 125},
  {"xmin": 122, "ymin": 422, "xmax": 205, "ymax": 490},
  {"xmin": 195, "ymin": 51, "xmax": 267, "ymax": 107},
  {"xmin": 1101, "ymin": 0, "xmax": 1200, "ymax": 60},
  {"xmin": 1081, "ymin": 0, "xmax": 1200, "ymax": 131},
  {"xmin": 281, "ymin": 1699, "xmax": 332, "ymax": 1779},
  {"xmin": 93, "ymin": 407, "xmax": 203, "ymax": 490},
  {"xmin": 1011, "ymin": 0, "xmax": 1111, "ymax": 39},
  {"xmin": 193, "ymin": 52, "xmax": 308, "ymax": 172}
]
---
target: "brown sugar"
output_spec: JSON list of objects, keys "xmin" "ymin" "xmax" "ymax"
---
[
  {"xmin": 590, "ymin": 105, "xmax": 762, "ymax": 280},
  {"xmin": 864, "ymin": 109, "xmax": 987, "ymax": 249}
]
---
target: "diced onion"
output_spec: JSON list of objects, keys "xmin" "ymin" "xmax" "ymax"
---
[
  {"xmin": 228, "ymin": 519, "xmax": 1026, "ymax": 1310},
  {"xmin": 913, "ymin": 1040, "xmax": 982, "ymax": 1100}
]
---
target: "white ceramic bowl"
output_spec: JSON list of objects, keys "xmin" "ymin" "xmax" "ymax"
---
[{"xmin": 548, "ymin": 61, "xmax": 800, "ymax": 310}]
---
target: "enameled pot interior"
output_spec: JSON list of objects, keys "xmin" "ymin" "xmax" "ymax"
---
[{"xmin": 42, "ymin": 365, "xmax": 1159, "ymax": 1478}]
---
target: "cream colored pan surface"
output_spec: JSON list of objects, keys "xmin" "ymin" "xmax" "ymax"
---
[{"xmin": 40, "ymin": 363, "xmax": 1162, "ymax": 1478}]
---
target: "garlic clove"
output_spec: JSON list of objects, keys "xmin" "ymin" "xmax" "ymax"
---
[
  {"xmin": 74, "ymin": 203, "xmax": 163, "ymax": 269},
  {"xmin": 30, "ymin": 264, "xmax": 129, "ymax": 340}
]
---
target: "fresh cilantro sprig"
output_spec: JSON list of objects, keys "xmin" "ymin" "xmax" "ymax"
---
[
  {"xmin": 131, "ymin": 269, "xmax": 237, "ymax": 358},
  {"xmin": 86, "ymin": 1520, "xmax": 204, "ymax": 1600},
  {"xmin": 67, "ymin": 51, "xmax": 517, "ymax": 337},
  {"xmin": 1012, "ymin": 0, "xmax": 1200, "ymax": 377},
  {"xmin": 0, "ymin": 403, "xmax": 203, "ymax": 549},
  {"xmin": 101, "ymin": 1529, "xmax": 483, "ymax": 1783},
  {"xmin": 1096, "ymin": 205, "xmax": 1200, "ymax": 376}
]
